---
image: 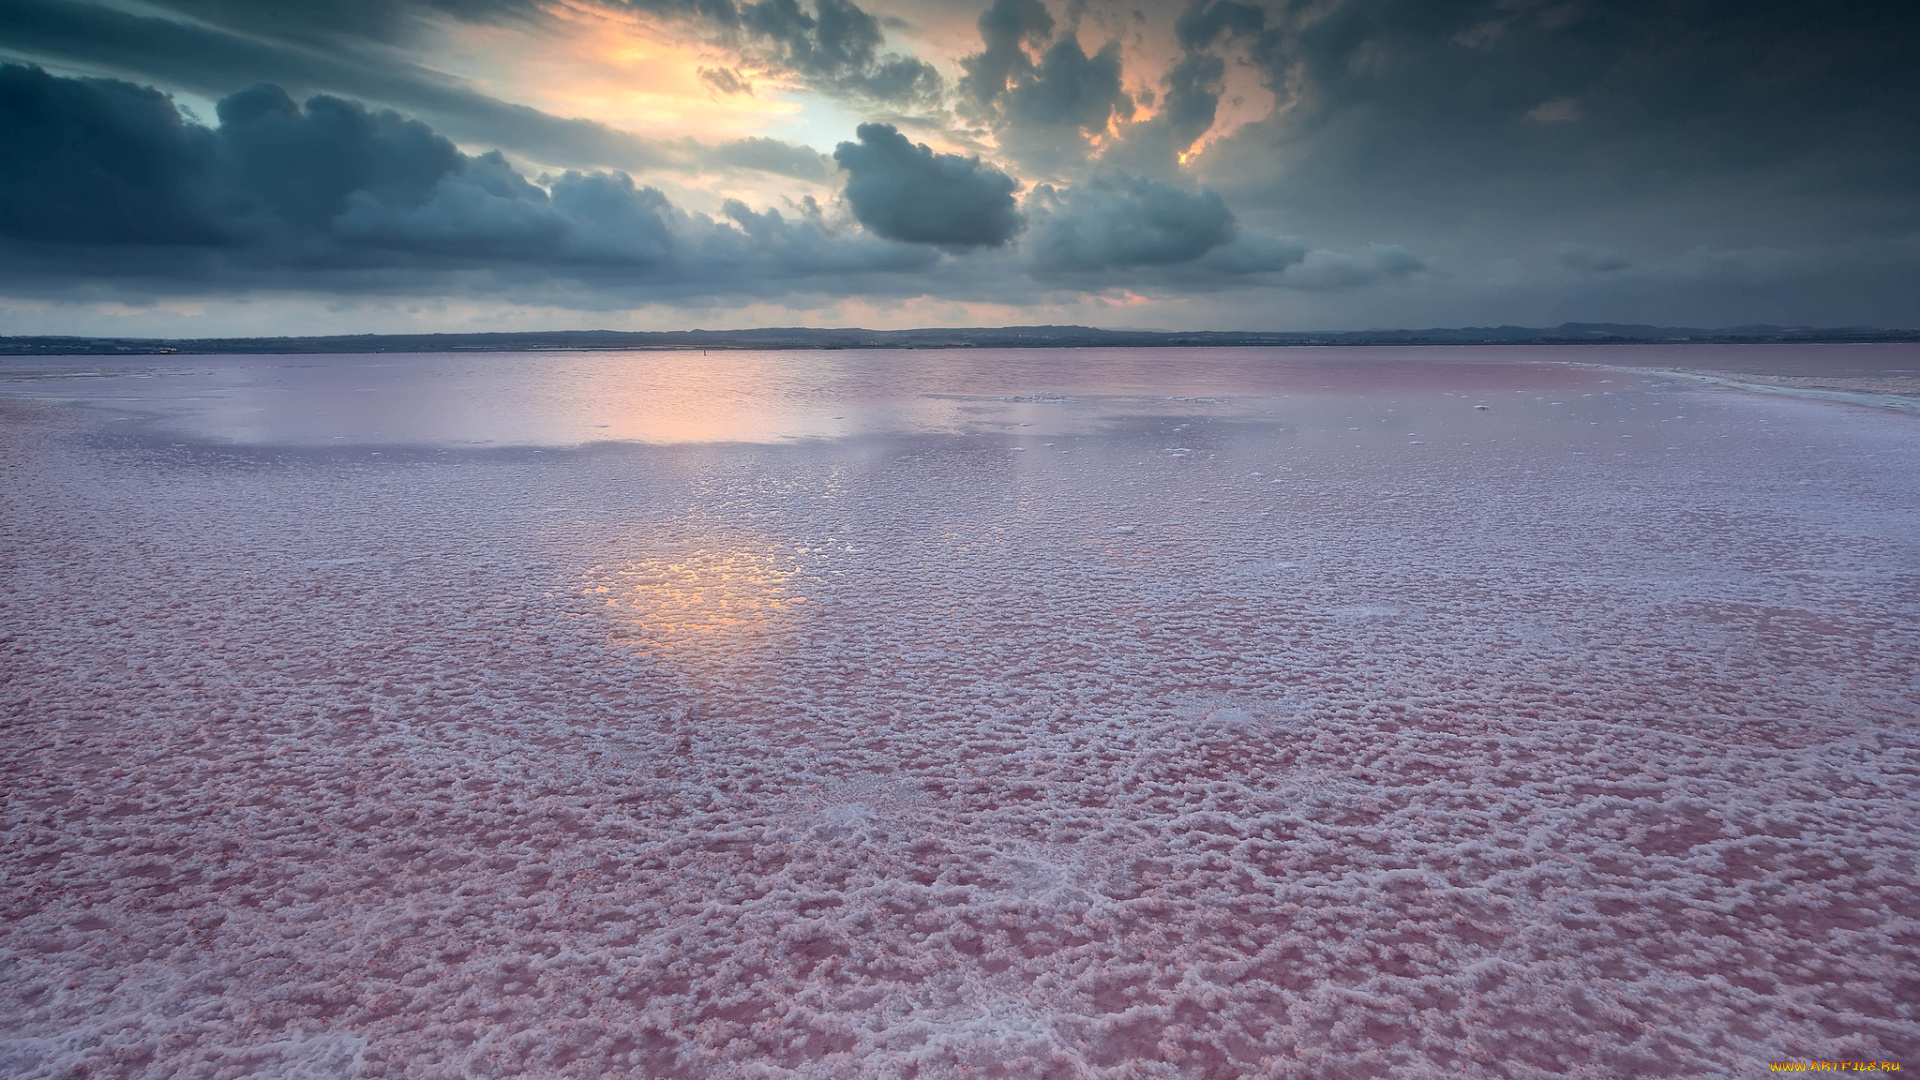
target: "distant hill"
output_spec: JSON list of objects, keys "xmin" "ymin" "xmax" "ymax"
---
[{"xmin": 2, "ymin": 323, "xmax": 1915, "ymax": 356}]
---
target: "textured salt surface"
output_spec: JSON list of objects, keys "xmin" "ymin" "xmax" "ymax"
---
[{"xmin": 3, "ymin": 348, "xmax": 1917, "ymax": 1079}]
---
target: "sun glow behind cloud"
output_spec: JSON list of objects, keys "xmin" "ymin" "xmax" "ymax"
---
[
  {"xmin": 439, "ymin": 3, "xmax": 802, "ymax": 144},
  {"xmin": 432, "ymin": 0, "xmax": 1247, "ymax": 172}
]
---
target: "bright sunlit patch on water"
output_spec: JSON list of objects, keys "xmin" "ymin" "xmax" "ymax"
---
[{"xmin": 590, "ymin": 542, "xmax": 807, "ymax": 657}]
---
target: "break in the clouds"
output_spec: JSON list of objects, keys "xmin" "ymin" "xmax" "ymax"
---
[{"xmin": 0, "ymin": 0, "xmax": 1916, "ymax": 332}]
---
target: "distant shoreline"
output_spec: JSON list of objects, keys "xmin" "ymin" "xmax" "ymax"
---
[{"xmin": 3, "ymin": 323, "xmax": 1916, "ymax": 357}]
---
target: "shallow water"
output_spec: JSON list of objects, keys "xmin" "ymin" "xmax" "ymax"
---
[
  {"xmin": 0, "ymin": 343, "xmax": 1847, "ymax": 446},
  {"xmin": 2, "ymin": 346, "xmax": 1916, "ymax": 1077}
]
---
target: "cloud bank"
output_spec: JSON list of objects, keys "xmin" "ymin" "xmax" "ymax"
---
[
  {"xmin": 1, "ymin": 63, "xmax": 1371, "ymax": 311},
  {"xmin": 1, "ymin": 0, "xmax": 1916, "ymax": 330},
  {"xmin": 0, "ymin": 66, "xmax": 931, "ymax": 302}
]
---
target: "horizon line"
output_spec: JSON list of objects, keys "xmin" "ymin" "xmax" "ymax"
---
[{"xmin": 4, "ymin": 321, "xmax": 1918, "ymax": 357}]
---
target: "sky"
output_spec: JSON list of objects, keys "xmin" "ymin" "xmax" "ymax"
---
[{"xmin": 0, "ymin": 0, "xmax": 1915, "ymax": 335}]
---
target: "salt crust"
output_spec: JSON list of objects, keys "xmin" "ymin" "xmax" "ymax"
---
[{"xmin": 2, "ymin": 362, "xmax": 1917, "ymax": 1079}]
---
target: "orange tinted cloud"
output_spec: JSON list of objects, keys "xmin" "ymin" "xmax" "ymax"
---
[{"xmin": 439, "ymin": 2, "xmax": 799, "ymax": 144}]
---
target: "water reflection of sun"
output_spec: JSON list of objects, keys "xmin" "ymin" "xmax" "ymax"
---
[{"xmin": 589, "ymin": 544, "xmax": 807, "ymax": 658}]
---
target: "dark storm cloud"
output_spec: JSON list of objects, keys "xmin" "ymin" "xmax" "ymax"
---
[
  {"xmin": 0, "ymin": 0, "xmax": 845, "ymax": 180},
  {"xmin": 1002, "ymin": 40, "xmax": 1130, "ymax": 139},
  {"xmin": 1023, "ymin": 171, "xmax": 1389, "ymax": 286},
  {"xmin": 1185, "ymin": 0, "xmax": 1920, "ymax": 232},
  {"xmin": 1156, "ymin": 52, "xmax": 1224, "ymax": 156},
  {"xmin": 1138, "ymin": 0, "xmax": 1262, "ymax": 159},
  {"xmin": 956, "ymin": 0, "xmax": 1053, "ymax": 107},
  {"xmin": 0, "ymin": 61, "xmax": 225, "ymax": 246},
  {"xmin": 832, "ymin": 123, "xmax": 1022, "ymax": 248},
  {"xmin": 957, "ymin": 0, "xmax": 1134, "ymax": 171},
  {"xmin": 218, "ymin": 84, "xmax": 466, "ymax": 232},
  {"xmin": 0, "ymin": 65, "xmax": 935, "ymax": 303},
  {"xmin": 1113, "ymin": 0, "xmax": 1920, "ymax": 323},
  {"xmin": 1028, "ymin": 174, "xmax": 1237, "ymax": 272}
]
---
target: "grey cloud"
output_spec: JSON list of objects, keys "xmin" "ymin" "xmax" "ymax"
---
[
  {"xmin": 79, "ymin": 0, "xmax": 939, "ymax": 111},
  {"xmin": 1193, "ymin": 0, "xmax": 1919, "ymax": 228},
  {"xmin": 0, "ymin": 0, "xmax": 832, "ymax": 181},
  {"xmin": 127, "ymin": 0, "xmax": 545, "ymax": 49},
  {"xmin": 547, "ymin": 172, "xmax": 678, "ymax": 263},
  {"xmin": 849, "ymin": 55, "xmax": 943, "ymax": 104},
  {"xmin": 0, "ymin": 63, "xmax": 1430, "ymax": 311},
  {"xmin": 1158, "ymin": 51, "xmax": 1225, "ymax": 154},
  {"xmin": 1196, "ymin": 232, "xmax": 1308, "ymax": 276},
  {"xmin": 0, "ymin": 0, "xmax": 680, "ymax": 174},
  {"xmin": 708, "ymin": 136, "xmax": 832, "ymax": 181},
  {"xmin": 1003, "ymin": 39, "xmax": 1131, "ymax": 137},
  {"xmin": 1146, "ymin": 0, "xmax": 1919, "ymax": 323},
  {"xmin": 1557, "ymin": 243, "xmax": 1631, "ymax": 273},
  {"xmin": 1023, "ymin": 170, "xmax": 1389, "ymax": 285},
  {"xmin": 1413, "ymin": 235, "xmax": 1920, "ymax": 330},
  {"xmin": 709, "ymin": 198, "xmax": 939, "ymax": 277},
  {"xmin": 0, "ymin": 65, "xmax": 933, "ymax": 303},
  {"xmin": 1173, "ymin": 0, "xmax": 1264, "ymax": 51},
  {"xmin": 219, "ymin": 83, "xmax": 465, "ymax": 231},
  {"xmin": 1072, "ymin": 0, "xmax": 1263, "ymax": 175},
  {"xmin": 957, "ymin": 0, "xmax": 1133, "ymax": 171},
  {"xmin": 0, "ymin": 61, "xmax": 225, "ymax": 245},
  {"xmin": 1028, "ymin": 173, "xmax": 1236, "ymax": 273},
  {"xmin": 1546, "ymin": 238, "xmax": 1917, "ymax": 295},
  {"xmin": 746, "ymin": 0, "xmax": 881, "ymax": 79},
  {"xmin": 1152, "ymin": 0, "xmax": 1264, "ymax": 156},
  {"xmin": 625, "ymin": 0, "xmax": 942, "ymax": 105},
  {"xmin": 832, "ymin": 122, "xmax": 1022, "ymax": 248},
  {"xmin": 613, "ymin": 0, "xmax": 747, "ymax": 23},
  {"xmin": 957, "ymin": 0, "xmax": 1054, "ymax": 107},
  {"xmin": 1279, "ymin": 244, "xmax": 1427, "ymax": 291},
  {"xmin": 333, "ymin": 152, "xmax": 570, "ymax": 258},
  {"xmin": 699, "ymin": 67, "xmax": 754, "ymax": 95}
]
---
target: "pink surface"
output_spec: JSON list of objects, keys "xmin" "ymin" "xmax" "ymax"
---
[{"xmin": 2, "ymin": 349, "xmax": 1916, "ymax": 1078}]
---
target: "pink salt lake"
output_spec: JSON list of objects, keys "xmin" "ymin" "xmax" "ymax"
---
[{"xmin": 3, "ymin": 345, "xmax": 1916, "ymax": 1077}]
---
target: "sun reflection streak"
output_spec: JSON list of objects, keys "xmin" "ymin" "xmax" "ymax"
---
[{"xmin": 590, "ymin": 541, "xmax": 808, "ymax": 661}]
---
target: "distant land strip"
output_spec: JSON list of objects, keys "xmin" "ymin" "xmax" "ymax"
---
[{"xmin": 3, "ymin": 323, "xmax": 1917, "ymax": 356}]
